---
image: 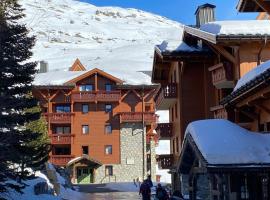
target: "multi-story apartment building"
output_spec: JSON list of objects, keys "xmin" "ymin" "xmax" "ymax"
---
[
  {"xmin": 33, "ymin": 59, "xmax": 158, "ymax": 184},
  {"xmin": 152, "ymin": 3, "xmax": 270, "ymax": 191}
]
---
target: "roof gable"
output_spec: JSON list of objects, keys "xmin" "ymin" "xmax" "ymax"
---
[
  {"xmin": 69, "ymin": 58, "xmax": 86, "ymax": 71},
  {"xmin": 65, "ymin": 68, "xmax": 123, "ymax": 85}
]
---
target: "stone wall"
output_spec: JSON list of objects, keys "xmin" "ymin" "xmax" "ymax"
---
[{"xmin": 95, "ymin": 123, "xmax": 156, "ymax": 183}]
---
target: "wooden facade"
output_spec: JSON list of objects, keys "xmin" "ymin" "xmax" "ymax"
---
[
  {"xmin": 33, "ymin": 59, "xmax": 158, "ymax": 183},
  {"xmin": 152, "ymin": 4, "xmax": 270, "ymax": 191}
]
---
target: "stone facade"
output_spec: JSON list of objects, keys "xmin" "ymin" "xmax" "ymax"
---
[{"xmin": 94, "ymin": 123, "xmax": 156, "ymax": 183}]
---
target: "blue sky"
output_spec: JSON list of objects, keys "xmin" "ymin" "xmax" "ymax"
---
[{"xmin": 81, "ymin": 0, "xmax": 257, "ymax": 25}]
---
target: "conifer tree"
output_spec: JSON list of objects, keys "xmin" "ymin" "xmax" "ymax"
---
[{"xmin": 0, "ymin": 0, "xmax": 50, "ymax": 192}]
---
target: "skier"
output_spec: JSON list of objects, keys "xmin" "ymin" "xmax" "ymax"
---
[{"xmin": 146, "ymin": 175, "xmax": 153, "ymax": 188}]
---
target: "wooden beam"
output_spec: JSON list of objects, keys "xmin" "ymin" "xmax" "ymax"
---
[
  {"xmin": 254, "ymin": 0, "xmax": 270, "ymax": 14},
  {"xmin": 206, "ymin": 42, "xmax": 237, "ymax": 65},
  {"xmin": 236, "ymin": 87, "xmax": 270, "ymax": 108},
  {"xmin": 255, "ymin": 104, "xmax": 270, "ymax": 115},
  {"xmin": 239, "ymin": 109, "xmax": 258, "ymax": 120}
]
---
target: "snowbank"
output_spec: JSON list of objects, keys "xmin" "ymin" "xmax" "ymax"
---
[
  {"xmin": 0, "ymin": 165, "xmax": 83, "ymax": 200},
  {"xmin": 185, "ymin": 119, "xmax": 270, "ymax": 165}
]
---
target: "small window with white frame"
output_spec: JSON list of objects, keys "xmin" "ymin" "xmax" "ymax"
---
[
  {"xmin": 105, "ymin": 145, "xmax": 112, "ymax": 155},
  {"xmin": 105, "ymin": 124, "xmax": 112, "ymax": 134},
  {"xmin": 82, "ymin": 125, "xmax": 89, "ymax": 135}
]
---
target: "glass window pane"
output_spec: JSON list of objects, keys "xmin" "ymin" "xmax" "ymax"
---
[
  {"xmin": 105, "ymin": 125, "xmax": 112, "ymax": 134},
  {"xmin": 56, "ymin": 127, "xmax": 63, "ymax": 134},
  {"xmin": 82, "ymin": 104, "xmax": 89, "ymax": 113},
  {"xmin": 82, "ymin": 125, "xmax": 89, "ymax": 134},
  {"xmin": 105, "ymin": 84, "xmax": 112, "ymax": 91},
  {"xmin": 64, "ymin": 126, "xmax": 70, "ymax": 133},
  {"xmin": 105, "ymin": 145, "xmax": 112, "ymax": 155},
  {"xmin": 85, "ymin": 85, "xmax": 93, "ymax": 91},
  {"xmin": 105, "ymin": 104, "xmax": 112, "ymax": 113}
]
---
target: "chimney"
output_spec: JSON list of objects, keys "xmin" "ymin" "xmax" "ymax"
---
[
  {"xmin": 195, "ymin": 3, "xmax": 216, "ymax": 27},
  {"xmin": 39, "ymin": 61, "xmax": 48, "ymax": 73}
]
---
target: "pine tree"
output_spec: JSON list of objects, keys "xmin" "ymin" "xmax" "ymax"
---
[{"xmin": 0, "ymin": 0, "xmax": 50, "ymax": 192}]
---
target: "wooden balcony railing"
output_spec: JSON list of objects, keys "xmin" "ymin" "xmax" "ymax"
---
[
  {"xmin": 50, "ymin": 155, "xmax": 75, "ymax": 166},
  {"xmin": 156, "ymin": 123, "xmax": 173, "ymax": 140},
  {"xmin": 72, "ymin": 91, "xmax": 121, "ymax": 102},
  {"xmin": 119, "ymin": 112, "xmax": 158, "ymax": 124},
  {"xmin": 155, "ymin": 84, "xmax": 177, "ymax": 110},
  {"xmin": 156, "ymin": 154, "xmax": 174, "ymax": 169},
  {"xmin": 44, "ymin": 113, "xmax": 73, "ymax": 124},
  {"xmin": 210, "ymin": 105, "xmax": 228, "ymax": 119},
  {"xmin": 49, "ymin": 134, "xmax": 74, "ymax": 145},
  {"xmin": 208, "ymin": 62, "xmax": 234, "ymax": 89}
]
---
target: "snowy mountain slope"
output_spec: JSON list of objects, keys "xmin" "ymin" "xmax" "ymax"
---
[{"xmin": 20, "ymin": 0, "xmax": 183, "ymax": 84}]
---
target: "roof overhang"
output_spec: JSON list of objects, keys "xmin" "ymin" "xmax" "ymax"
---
[
  {"xmin": 237, "ymin": 0, "xmax": 270, "ymax": 13},
  {"xmin": 67, "ymin": 155, "xmax": 102, "ymax": 167},
  {"xmin": 152, "ymin": 46, "xmax": 212, "ymax": 83},
  {"xmin": 184, "ymin": 25, "xmax": 270, "ymax": 45}
]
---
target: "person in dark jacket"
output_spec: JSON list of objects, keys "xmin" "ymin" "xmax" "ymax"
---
[
  {"xmin": 139, "ymin": 179, "xmax": 151, "ymax": 200},
  {"xmin": 155, "ymin": 183, "xmax": 169, "ymax": 200},
  {"xmin": 146, "ymin": 175, "xmax": 153, "ymax": 188}
]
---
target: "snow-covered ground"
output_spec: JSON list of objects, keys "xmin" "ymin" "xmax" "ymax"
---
[
  {"xmin": 1, "ymin": 166, "xmax": 82, "ymax": 200},
  {"xmin": 20, "ymin": 0, "xmax": 183, "ymax": 85}
]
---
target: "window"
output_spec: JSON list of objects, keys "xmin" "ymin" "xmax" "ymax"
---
[
  {"xmin": 82, "ymin": 146, "xmax": 89, "ymax": 155},
  {"xmin": 105, "ymin": 166, "xmax": 113, "ymax": 176},
  {"xmin": 105, "ymin": 84, "xmax": 112, "ymax": 91},
  {"xmin": 56, "ymin": 105, "xmax": 70, "ymax": 113},
  {"xmin": 55, "ymin": 126, "xmax": 70, "ymax": 134},
  {"xmin": 105, "ymin": 145, "xmax": 112, "ymax": 155},
  {"xmin": 105, "ymin": 124, "xmax": 112, "ymax": 134},
  {"xmin": 105, "ymin": 104, "xmax": 112, "ymax": 113},
  {"xmin": 82, "ymin": 104, "xmax": 89, "ymax": 113},
  {"xmin": 79, "ymin": 84, "xmax": 93, "ymax": 91},
  {"xmin": 82, "ymin": 125, "xmax": 89, "ymax": 134}
]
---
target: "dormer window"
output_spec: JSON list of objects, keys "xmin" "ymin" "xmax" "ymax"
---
[
  {"xmin": 105, "ymin": 84, "xmax": 112, "ymax": 91},
  {"xmin": 79, "ymin": 84, "xmax": 93, "ymax": 91}
]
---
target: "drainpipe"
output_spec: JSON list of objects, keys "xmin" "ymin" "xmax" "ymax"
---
[
  {"xmin": 258, "ymin": 36, "xmax": 268, "ymax": 65},
  {"xmin": 142, "ymin": 85, "xmax": 145, "ymax": 180}
]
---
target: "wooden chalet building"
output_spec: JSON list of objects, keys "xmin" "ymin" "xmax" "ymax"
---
[
  {"xmin": 152, "ymin": 2, "xmax": 270, "ymax": 194},
  {"xmin": 33, "ymin": 59, "xmax": 158, "ymax": 184}
]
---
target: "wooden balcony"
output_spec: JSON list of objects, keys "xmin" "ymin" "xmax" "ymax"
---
[
  {"xmin": 155, "ymin": 84, "xmax": 177, "ymax": 110},
  {"xmin": 49, "ymin": 134, "xmax": 74, "ymax": 145},
  {"xmin": 156, "ymin": 154, "xmax": 174, "ymax": 169},
  {"xmin": 119, "ymin": 112, "xmax": 158, "ymax": 124},
  {"xmin": 50, "ymin": 155, "xmax": 75, "ymax": 166},
  {"xmin": 72, "ymin": 91, "xmax": 121, "ymax": 102},
  {"xmin": 156, "ymin": 123, "xmax": 173, "ymax": 140},
  {"xmin": 44, "ymin": 113, "xmax": 73, "ymax": 124},
  {"xmin": 210, "ymin": 105, "xmax": 228, "ymax": 119},
  {"xmin": 208, "ymin": 62, "xmax": 234, "ymax": 89}
]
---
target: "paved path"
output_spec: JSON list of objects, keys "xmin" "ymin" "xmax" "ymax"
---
[{"xmin": 75, "ymin": 184, "xmax": 142, "ymax": 200}]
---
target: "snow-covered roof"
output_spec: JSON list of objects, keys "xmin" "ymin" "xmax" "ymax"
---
[
  {"xmin": 185, "ymin": 119, "xmax": 270, "ymax": 166},
  {"xmin": 200, "ymin": 20, "xmax": 270, "ymax": 36},
  {"xmin": 156, "ymin": 40, "xmax": 202, "ymax": 53},
  {"xmin": 234, "ymin": 60, "xmax": 270, "ymax": 91},
  {"xmin": 33, "ymin": 70, "xmax": 86, "ymax": 86}
]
